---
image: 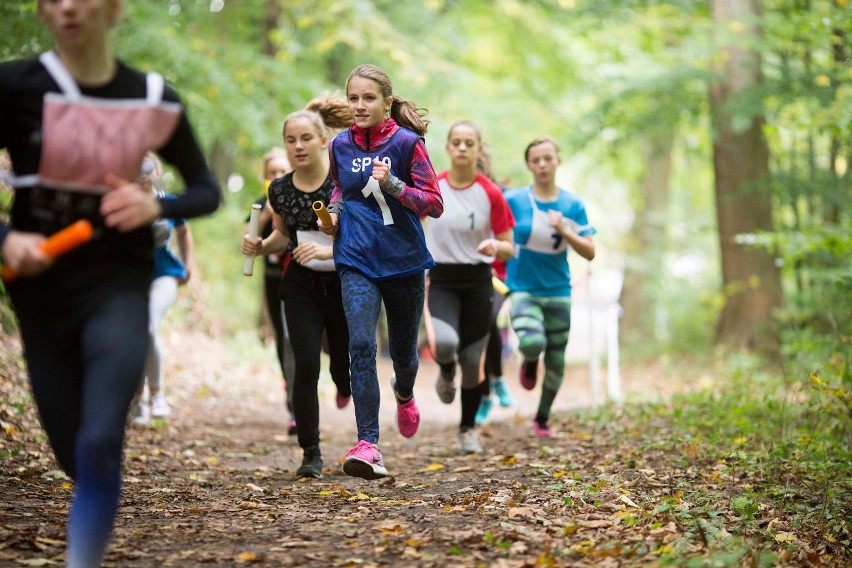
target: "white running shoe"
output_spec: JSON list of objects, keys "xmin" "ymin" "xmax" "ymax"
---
[
  {"xmin": 459, "ymin": 428, "xmax": 483, "ymax": 454},
  {"xmin": 150, "ymin": 391, "xmax": 171, "ymax": 418},
  {"xmin": 130, "ymin": 392, "xmax": 150, "ymax": 426}
]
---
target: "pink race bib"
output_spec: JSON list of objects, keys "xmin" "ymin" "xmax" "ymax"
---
[
  {"xmin": 26, "ymin": 51, "xmax": 181, "ymax": 194},
  {"xmin": 38, "ymin": 95, "xmax": 180, "ymax": 193}
]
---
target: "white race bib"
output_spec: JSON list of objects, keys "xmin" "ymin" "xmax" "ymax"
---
[
  {"xmin": 523, "ymin": 190, "xmax": 568, "ymax": 254},
  {"xmin": 295, "ymin": 230, "xmax": 336, "ymax": 272}
]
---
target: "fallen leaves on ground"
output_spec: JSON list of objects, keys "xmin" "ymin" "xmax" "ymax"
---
[{"xmin": 1, "ymin": 331, "xmax": 848, "ymax": 567}]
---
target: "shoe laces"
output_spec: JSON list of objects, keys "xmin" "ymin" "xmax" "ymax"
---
[{"xmin": 348, "ymin": 440, "xmax": 375, "ymax": 457}]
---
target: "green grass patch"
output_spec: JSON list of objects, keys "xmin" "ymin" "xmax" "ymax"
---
[{"xmin": 572, "ymin": 350, "xmax": 850, "ymax": 564}]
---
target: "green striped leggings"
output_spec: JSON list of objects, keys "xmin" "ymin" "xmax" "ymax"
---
[{"xmin": 509, "ymin": 292, "xmax": 572, "ymax": 421}]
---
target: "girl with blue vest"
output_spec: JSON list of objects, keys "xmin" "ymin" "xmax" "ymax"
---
[
  {"xmin": 319, "ymin": 64, "xmax": 443, "ymax": 480},
  {"xmin": 130, "ymin": 153, "xmax": 194, "ymax": 425},
  {"xmin": 0, "ymin": 1, "xmax": 220, "ymax": 565},
  {"xmin": 504, "ymin": 136, "xmax": 595, "ymax": 437}
]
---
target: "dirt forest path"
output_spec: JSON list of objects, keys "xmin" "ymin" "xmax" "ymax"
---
[{"xmin": 2, "ymin": 327, "xmax": 692, "ymax": 567}]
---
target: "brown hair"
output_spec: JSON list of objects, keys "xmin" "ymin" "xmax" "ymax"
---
[
  {"xmin": 447, "ymin": 120, "xmax": 497, "ymax": 182},
  {"xmin": 281, "ymin": 94, "xmax": 352, "ymax": 140},
  {"xmin": 346, "ymin": 64, "xmax": 430, "ymax": 136},
  {"xmin": 524, "ymin": 136, "xmax": 560, "ymax": 163}
]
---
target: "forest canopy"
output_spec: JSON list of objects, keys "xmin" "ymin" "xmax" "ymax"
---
[{"xmin": 0, "ymin": 0, "xmax": 848, "ymax": 365}]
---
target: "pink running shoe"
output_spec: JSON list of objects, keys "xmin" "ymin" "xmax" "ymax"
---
[
  {"xmin": 343, "ymin": 440, "xmax": 388, "ymax": 480},
  {"xmin": 390, "ymin": 373, "xmax": 420, "ymax": 438},
  {"xmin": 396, "ymin": 397, "xmax": 420, "ymax": 438},
  {"xmin": 335, "ymin": 391, "xmax": 351, "ymax": 409},
  {"xmin": 520, "ymin": 359, "xmax": 538, "ymax": 391},
  {"xmin": 533, "ymin": 420, "xmax": 555, "ymax": 438}
]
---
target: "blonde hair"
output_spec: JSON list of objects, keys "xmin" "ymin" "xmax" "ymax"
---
[
  {"xmin": 281, "ymin": 94, "xmax": 352, "ymax": 139},
  {"xmin": 346, "ymin": 64, "xmax": 430, "ymax": 136},
  {"xmin": 140, "ymin": 152, "xmax": 165, "ymax": 193},
  {"xmin": 524, "ymin": 136, "xmax": 560, "ymax": 163},
  {"xmin": 447, "ymin": 120, "xmax": 497, "ymax": 182},
  {"xmin": 262, "ymin": 146, "xmax": 288, "ymax": 177}
]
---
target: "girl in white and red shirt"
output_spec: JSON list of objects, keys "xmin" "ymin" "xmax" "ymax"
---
[{"xmin": 424, "ymin": 120, "xmax": 515, "ymax": 454}]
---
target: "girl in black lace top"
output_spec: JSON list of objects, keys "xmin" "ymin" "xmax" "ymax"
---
[{"xmin": 242, "ymin": 96, "xmax": 352, "ymax": 478}]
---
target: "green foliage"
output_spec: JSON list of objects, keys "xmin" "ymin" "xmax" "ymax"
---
[
  {"xmin": 758, "ymin": 0, "xmax": 851, "ymax": 367},
  {"xmin": 737, "ymin": 220, "xmax": 850, "ymax": 399},
  {"xmin": 0, "ymin": 2, "xmax": 50, "ymax": 60},
  {"xmin": 758, "ymin": 222, "xmax": 851, "ymax": 474},
  {"xmin": 0, "ymin": 0, "xmax": 848, "ymax": 352},
  {"xmin": 584, "ymin": 350, "xmax": 851, "ymax": 562}
]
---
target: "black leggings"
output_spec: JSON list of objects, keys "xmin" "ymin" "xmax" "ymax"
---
[
  {"xmin": 281, "ymin": 263, "xmax": 350, "ymax": 452},
  {"xmin": 13, "ymin": 275, "xmax": 148, "ymax": 478},
  {"xmin": 264, "ymin": 270, "xmax": 295, "ymax": 414},
  {"xmin": 11, "ymin": 267, "xmax": 150, "ymax": 566},
  {"xmin": 264, "ymin": 271, "xmax": 287, "ymax": 374}
]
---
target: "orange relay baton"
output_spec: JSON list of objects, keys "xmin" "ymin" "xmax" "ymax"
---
[
  {"xmin": 1, "ymin": 219, "xmax": 94, "ymax": 282},
  {"xmin": 312, "ymin": 201, "xmax": 333, "ymax": 227}
]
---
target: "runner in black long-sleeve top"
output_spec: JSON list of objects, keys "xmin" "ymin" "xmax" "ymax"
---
[{"xmin": 0, "ymin": 1, "xmax": 220, "ymax": 566}]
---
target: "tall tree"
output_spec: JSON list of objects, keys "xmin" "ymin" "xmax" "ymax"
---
[
  {"xmin": 709, "ymin": 0, "xmax": 784, "ymax": 350},
  {"xmin": 621, "ymin": 130, "xmax": 675, "ymax": 341},
  {"xmin": 260, "ymin": 0, "xmax": 282, "ymax": 57},
  {"xmin": 826, "ymin": 0, "xmax": 848, "ymax": 225}
]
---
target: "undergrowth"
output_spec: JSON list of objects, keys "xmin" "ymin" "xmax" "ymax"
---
[{"xmin": 581, "ymin": 349, "xmax": 851, "ymax": 564}]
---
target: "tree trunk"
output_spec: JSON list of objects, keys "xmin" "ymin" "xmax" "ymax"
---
[
  {"xmin": 827, "ymin": 6, "xmax": 847, "ymax": 224},
  {"xmin": 260, "ymin": 0, "xmax": 282, "ymax": 57},
  {"xmin": 621, "ymin": 130, "xmax": 674, "ymax": 342},
  {"xmin": 209, "ymin": 138, "xmax": 235, "ymax": 187},
  {"xmin": 709, "ymin": 0, "xmax": 783, "ymax": 351}
]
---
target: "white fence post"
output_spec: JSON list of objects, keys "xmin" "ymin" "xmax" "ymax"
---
[
  {"xmin": 606, "ymin": 302, "xmax": 623, "ymax": 402},
  {"xmin": 586, "ymin": 268, "xmax": 623, "ymax": 404},
  {"xmin": 588, "ymin": 287, "xmax": 600, "ymax": 406}
]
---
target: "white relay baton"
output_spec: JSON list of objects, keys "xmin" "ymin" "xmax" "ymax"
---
[{"xmin": 243, "ymin": 203, "xmax": 262, "ymax": 276}]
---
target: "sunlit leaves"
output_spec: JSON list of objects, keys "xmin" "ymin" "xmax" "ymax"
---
[{"xmin": 0, "ymin": 2, "xmax": 50, "ymax": 60}]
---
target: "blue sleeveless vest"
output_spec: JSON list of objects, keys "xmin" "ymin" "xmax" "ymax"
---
[{"xmin": 332, "ymin": 127, "xmax": 435, "ymax": 280}]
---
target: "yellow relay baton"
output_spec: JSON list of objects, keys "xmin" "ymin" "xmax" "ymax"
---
[
  {"xmin": 312, "ymin": 201, "xmax": 333, "ymax": 226},
  {"xmin": 492, "ymin": 276, "xmax": 509, "ymax": 296}
]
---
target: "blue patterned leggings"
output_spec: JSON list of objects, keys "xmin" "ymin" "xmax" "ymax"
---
[{"xmin": 340, "ymin": 269, "xmax": 425, "ymax": 444}]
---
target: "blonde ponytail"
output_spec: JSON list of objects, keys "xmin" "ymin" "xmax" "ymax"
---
[
  {"xmin": 305, "ymin": 94, "xmax": 353, "ymax": 132},
  {"xmin": 281, "ymin": 94, "xmax": 352, "ymax": 139}
]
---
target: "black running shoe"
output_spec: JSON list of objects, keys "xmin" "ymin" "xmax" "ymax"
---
[{"xmin": 295, "ymin": 450, "xmax": 323, "ymax": 479}]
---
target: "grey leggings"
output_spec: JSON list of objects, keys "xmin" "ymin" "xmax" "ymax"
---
[{"xmin": 425, "ymin": 264, "xmax": 493, "ymax": 391}]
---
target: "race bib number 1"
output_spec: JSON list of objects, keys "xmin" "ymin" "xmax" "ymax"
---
[{"xmin": 361, "ymin": 177, "xmax": 394, "ymax": 225}]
